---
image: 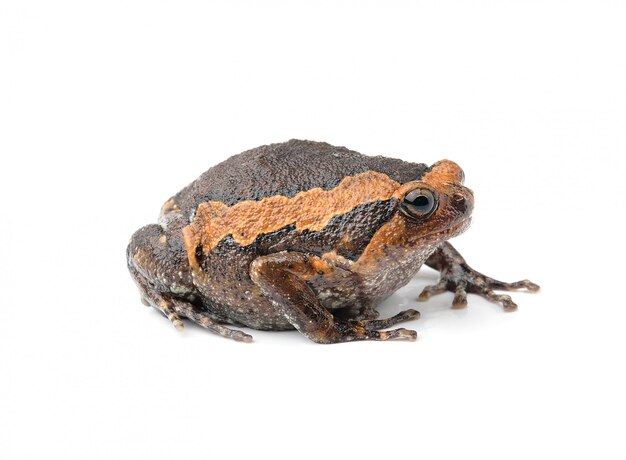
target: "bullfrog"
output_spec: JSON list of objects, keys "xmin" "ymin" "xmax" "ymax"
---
[{"xmin": 127, "ymin": 139, "xmax": 539, "ymax": 343}]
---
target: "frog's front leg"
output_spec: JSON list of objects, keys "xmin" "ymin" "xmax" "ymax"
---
[
  {"xmin": 419, "ymin": 242, "xmax": 539, "ymax": 311},
  {"xmin": 250, "ymin": 252, "xmax": 418, "ymax": 344}
]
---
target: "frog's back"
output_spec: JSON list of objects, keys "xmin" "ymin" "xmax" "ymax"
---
[{"xmin": 167, "ymin": 139, "xmax": 428, "ymax": 216}]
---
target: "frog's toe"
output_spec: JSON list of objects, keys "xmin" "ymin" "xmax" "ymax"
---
[
  {"xmin": 482, "ymin": 290, "xmax": 517, "ymax": 311},
  {"xmin": 157, "ymin": 300, "xmax": 185, "ymax": 331},
  {"xmin": 358, "ymin": 309, "xmax": 420, "ymax": 331},
  {"xmin": 377, "ymin": 328, "xmax": 418, "ymax": 341},
  {"xmin": 488, "ymin": 278, "xmax": 540, "ymax": 293},
  {"xmin": 468, "ymin": 276, "xmax": 540, "ymax": 311},
  {"xmin": 451, "ymin": 282, "xmax": 468, "ymax": 309},
  {"xmin": 353, "ymin": 326, "xmax": 417, "ymax": 341},
  {"xmin": 417, "ymin": 280, "xmax": 448, "ymax": 301}
]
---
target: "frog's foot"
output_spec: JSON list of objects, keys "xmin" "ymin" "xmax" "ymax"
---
[
  {"xmin": 171, "ymin": 299, "xmax": 253, "ymax": 342},
  {"xmin": 421, "ymin": 242, "xmax": 540, "ymax": 311},
  {"xmin": 251, "ymin": 252, "xmax": 418, "ymax": 344},
  {"xmin": 418, "ymin": 274, "xmax": 539, "ymax": 311}
]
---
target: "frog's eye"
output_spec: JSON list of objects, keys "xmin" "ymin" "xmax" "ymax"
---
[{"xmin": 401, "ymin": 188, "xmax": 437, "ymax": 219}]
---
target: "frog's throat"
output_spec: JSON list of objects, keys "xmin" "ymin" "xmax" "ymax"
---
[{"xmin": 350, "ymin": 214, "xmax": 470, "ymax": 272}]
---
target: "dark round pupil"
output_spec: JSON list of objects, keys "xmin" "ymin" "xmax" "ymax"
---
[{"xmin": 411, "ymin": 195, "xmax": 430, "ymax": 209}]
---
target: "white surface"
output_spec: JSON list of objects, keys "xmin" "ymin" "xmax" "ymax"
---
[{"xmin": 1, "ymin": 1, "xmax": 625, "ymax": 459}]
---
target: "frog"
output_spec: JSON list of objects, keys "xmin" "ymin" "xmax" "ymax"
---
[{"xmin": 127, "ymin": 139, "xmax": 539, "ymax": 344}]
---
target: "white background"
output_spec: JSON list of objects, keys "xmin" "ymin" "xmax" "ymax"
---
[{"xmin": 1, "ymin": 1, "xmax": 624, "ymax": 459}]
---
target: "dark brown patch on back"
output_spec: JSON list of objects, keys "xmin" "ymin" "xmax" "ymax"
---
[{"xmin": 170, "ymin": 139, "xmax": 429, "ymax": 215}]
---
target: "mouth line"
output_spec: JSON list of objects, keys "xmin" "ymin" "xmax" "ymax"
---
[{"xmin": 423, "ymin": 217, "xmax": 472, "ymax": 241}]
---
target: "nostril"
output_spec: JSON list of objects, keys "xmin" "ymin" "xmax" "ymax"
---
[{"xmin": 453, "ymin": 192, "xmax": 465, "ymax": 202}]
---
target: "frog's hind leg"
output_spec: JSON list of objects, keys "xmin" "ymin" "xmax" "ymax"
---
[
  {"xmin": 127, "ymin": 224, "xmax": 252, "ymax": 342},
  {"xmin": 250, "ymin": 252, "xmax": 418, "ymax": 344}
]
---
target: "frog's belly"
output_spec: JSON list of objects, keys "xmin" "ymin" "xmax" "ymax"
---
[
  {"xmin": 199, "ymin": 276, "xmax": 361, "ymax": 330},
  {"xmin": 197, "ymin": 280, "xmax": 293, "ymax": 331},
  {"xmin": 196, "ymin": 242, "xmax": 439, "ymax": 331},
  {"xmin": 197, "ymin": 270, "xmax": 359, "ymax": 330}
]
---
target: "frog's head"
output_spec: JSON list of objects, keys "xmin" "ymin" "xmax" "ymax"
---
[{"xmin": 393, "ymin": 160, "xmax": 473, "ymax": 244}]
